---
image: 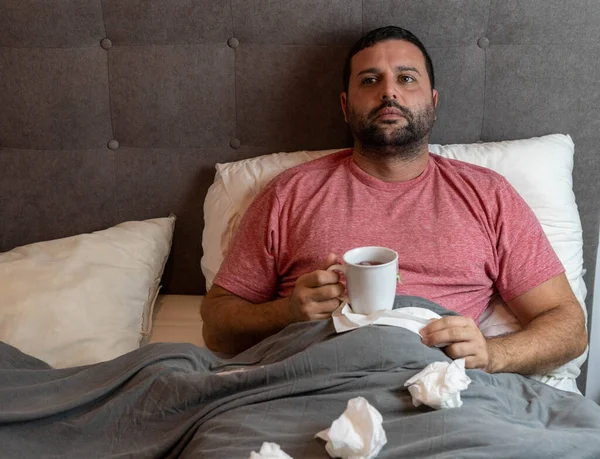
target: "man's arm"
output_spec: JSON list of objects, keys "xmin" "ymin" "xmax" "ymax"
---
[
  {"xmin": 201, "ymin": 286, "xmax": 294, "ymax": 355},
  {"xmin": 420, "ymin": 273, "xmax": 588, "ymax": 375},
  {"xmin": 487, "ymin": 272, "xmax": 587, "ymax": 374},
  {"xmin": 202, "ymin": 254, "xmax": 343, "ymax": 355}
]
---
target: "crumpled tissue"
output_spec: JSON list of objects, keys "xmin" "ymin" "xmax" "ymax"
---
[
  {"xmin": 404, "ymin": 358, "xmax": 472, "ymax": 409},
  {"xmin": 316, "ymin": 396, "xmax": 387, "ymax": 459},
  {"xmin": 249, "ymin": 442, "xmax": 293, "ymax": 459},
  {"xmin": 332, "ymin": 303, "xmax": 442, "ymax": 336}
]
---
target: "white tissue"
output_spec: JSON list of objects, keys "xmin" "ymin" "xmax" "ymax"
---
[
  {"xmin": 332, "ymin": 303, "xmax": 442, "ymax": 335},
  {"xmin": 404, "ymin": 358, "xmax": 472, "ymax": 409},
  {"xmin": 249, "ymin": 442, "xmax": 293, "ymax": 459},
  {"xmin": 316, "ymin": 396, "xmax": 387, "ymax": 459}
]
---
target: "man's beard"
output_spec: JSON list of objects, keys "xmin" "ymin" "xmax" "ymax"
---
[{"xmin": 347, "ymin": 99, "xmax": 435, "ymax": 160}]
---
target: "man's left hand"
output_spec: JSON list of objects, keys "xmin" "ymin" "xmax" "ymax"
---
[{"xmin": 420, "ymin": 316, "xmax": 490, "ymax": 371}]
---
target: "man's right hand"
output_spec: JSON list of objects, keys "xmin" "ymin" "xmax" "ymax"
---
[{"xmin": 288, "ymin": 253, "xmax": 345, "ymax": 322}]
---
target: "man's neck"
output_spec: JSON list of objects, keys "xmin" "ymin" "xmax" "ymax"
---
[{"xmin": 351, "ymin": 143, "xmax": 430, "ymax": 182}]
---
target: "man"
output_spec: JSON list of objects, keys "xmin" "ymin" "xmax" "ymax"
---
[{"xmin": 202, "ymin": 26, "xmax": 587, "ymax": 375}]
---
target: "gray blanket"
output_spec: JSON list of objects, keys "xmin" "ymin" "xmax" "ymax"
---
[{"xmin": 2, "ymin": 296, "xmax": 600, "ymax": 458}]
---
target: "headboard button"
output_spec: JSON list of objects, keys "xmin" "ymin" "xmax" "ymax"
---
[
  {"xmin": 229, "ymin": 138, "xmax": 242, "ymax": 149},
  {"xmin": 227, "ymin": 37, "xmax": 240, "ymax": 49},
  {"xmin": 101, "ymin": 38, "xmax": 113, "ymax": 50},
  {"xmin": 107, "ymin": 139, "xmax": 119, "ymax": 150},
  {"xmin": 477, "ymin": 37, "xmax": 489, "ymax": 49}
]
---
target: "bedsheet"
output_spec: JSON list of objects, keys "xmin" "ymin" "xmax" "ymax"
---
[
  {"xmin": 147, "ymin": 294, "xmax": 204, "ymax": 346},
  {"xmin": 1, "ymin": 297, "xmax": 599, "ymax": 459}
]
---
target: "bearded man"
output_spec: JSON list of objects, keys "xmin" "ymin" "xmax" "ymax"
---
[{"xmin": 201, "ymin": 26, "xmax": 587, "ymax": 376}]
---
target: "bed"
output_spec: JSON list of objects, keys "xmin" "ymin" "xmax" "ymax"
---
[{"xmin": 1, "ymin": 1, "xmax": 600, "ymax": 458}]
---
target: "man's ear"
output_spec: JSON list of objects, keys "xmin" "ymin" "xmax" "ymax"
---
[
  {"xmin": 340, "ymin": 92, "xmax": 348, "ymax": 123},
  {"xmin": 432, "ymin": 89, "xmax": 439, "ymax": 108}
]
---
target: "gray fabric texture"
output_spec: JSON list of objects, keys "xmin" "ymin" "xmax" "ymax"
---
[
  {"xmin": 488, "ymin": 0, "xmax": 600, "ymax": 44},
  {"xmin": 1, "ymin": 297, "xmax": 600, "ymax": 459},
  {"xmin": 0, "ymin": 0, "xmax": 105, "ymax": 48},
  {"xmin": 232, "ymin": 0, "xmax": 363, "ymax": 46},
  {"xmin": 109, "ymin": 45, "xmax": 235, "ymax": 148},
  {"xmin": 236, "ymin": 44, "xmax": 352, "ymax": 150},
  {"xmin": 102, "ymin": 0, "xmax": 233, "ymax": 46},
  {"xmin": 0, "ymin": 148, "xmax": 118, "ymax": 246},
  {"xmin": 0, "ymin": 47, "xmax": 112, "ymax": 149},
  {"xmin": 427, "ymin": 46, "xmax": 485, "ymax": 144},
  {"xmin": 363, "ymin": 0, "xmax": 490, "ymax": 46}
]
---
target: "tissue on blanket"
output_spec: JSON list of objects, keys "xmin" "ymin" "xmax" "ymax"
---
[
  {"xmin": 316, "ymin": 396, "xmax": 387, "ymax": 459},
  {"xmin": 404, "ymin": 358, "xmax": 472, "ymax": 409},
  {"xmin": 249, "ymin": 442, "xmax": 293, "ymax": 459},
  {"xmin": 332, "ymin": 303, "xmax": 442, "ymax": 334}
]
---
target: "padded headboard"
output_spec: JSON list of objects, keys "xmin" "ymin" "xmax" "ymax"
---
[{"xmin": 1, "ymin": 2, "xmax": 599, "ymax": 311}]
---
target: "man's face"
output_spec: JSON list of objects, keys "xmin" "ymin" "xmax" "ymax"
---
[{"xmin": 341, "ymin": 39, "xmax": 438, "ymax": 154}]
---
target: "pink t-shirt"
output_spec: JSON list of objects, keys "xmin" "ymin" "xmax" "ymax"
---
[{"xmin": 214, "ymin": 149, "xmax": 564, "ymax": 321}]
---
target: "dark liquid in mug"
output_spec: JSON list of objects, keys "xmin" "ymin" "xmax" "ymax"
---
[{"xmin": 357, "ymin": 260, "xmax": 385, "ymax": 266}]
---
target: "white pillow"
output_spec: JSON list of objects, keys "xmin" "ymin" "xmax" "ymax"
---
[
  {"xmin": 0, "ymin": 216, "xmax": 175, "ymax": 368},
  {"xmin": 201, "ymin": 134, "xmax": 587, "ymax": 386}
]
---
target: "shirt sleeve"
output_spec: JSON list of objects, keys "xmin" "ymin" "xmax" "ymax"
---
[
  {"xmin": 212, "ymin": 183, "xmax": 281, "ymax": 303},
  {"xmin": 494, "ymin": 179, "xmax": 565, "ymax": 302}
]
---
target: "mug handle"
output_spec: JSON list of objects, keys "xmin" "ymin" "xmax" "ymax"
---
[
  {"xmin": 327, "ymin": 264, "xmax": 346, "ymax": 275},
  {"xmin": 327, "ymin": 264, "xmax": 349, "ymax": 305}
]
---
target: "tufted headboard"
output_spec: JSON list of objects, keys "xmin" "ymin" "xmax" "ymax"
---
[{"xmin": 1, "ymin": 2, "xmax": 599, "ymax": 311}]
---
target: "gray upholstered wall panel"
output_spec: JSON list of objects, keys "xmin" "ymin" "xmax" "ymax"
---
[
  {"xmin": 488, "ymin": 0, "xmax": 600, "ymax": 44},
  {"xmin": 236, "ymin": 45, "xmax": 350, "ymax": 150},
  {"xmin": 102, "ymin": 0, "xmax": 232, "ymax": 45},
  {"xmin": 363, "ymin": 0, "xmax": 490, "ymax": 46},
  {"xmin": 428, "ymin": 46, "xmax": 485, "ymax": 144},
  {"xmin": 0, "ymin": 149, "xmax": 118, "ymax": 249},
  {"xmin": 483, "ymin": 45, "xmax": 600, "ymax": 140},
  {"xmin": 232, "ymin": 0, "xmax": 362, "ymax": 45},
  {"xmin": 109, "ymin": 45, "xmax": 235, "ymax": 148},
  {"xmin": 0, "ymin": 1, "xmax": 105, "ymax": 48},
  {"xmin": 0, "ymin": 47, "xmax": 112, "ymax": 149},
  {"xmin": 0, "ymin": 151, "xmax": 25, "ymax": 249}
]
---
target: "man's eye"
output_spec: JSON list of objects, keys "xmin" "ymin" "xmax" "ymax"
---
[
  {"xmin": 361, "ymin": 77, "xmax": 377, "ymax": 85},
  {"xmin": 400, "ymin": 75, "xmax": 415, "ymax": 83}
]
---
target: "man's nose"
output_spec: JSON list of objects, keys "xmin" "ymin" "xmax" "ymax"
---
[{"xmin": 380, "ymin": 78, "xmax": 398, "ymax": 100}]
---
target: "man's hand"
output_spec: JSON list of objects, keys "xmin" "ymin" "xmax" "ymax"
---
[
  {"xmin": 288, "ymin": 253, "xmax": 345, "ymax": 322},
  {"xmin": 420, "ymin": 316, "xmax": 491, "ymax": 371}
]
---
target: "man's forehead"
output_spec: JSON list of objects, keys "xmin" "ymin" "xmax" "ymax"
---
[{"xmin": 351, "ymin": 39, "xmax": 426, "ymax": 73}]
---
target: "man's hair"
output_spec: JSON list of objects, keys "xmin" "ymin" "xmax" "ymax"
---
[{"xmin": 342, "ymin": 26, "xmax": 435, "ymax": 92}]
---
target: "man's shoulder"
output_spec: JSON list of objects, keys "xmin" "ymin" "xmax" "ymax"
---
[
  {"xmin": 430, "ymin": 153, "xmax": 508, "ymax": 188},
  {"xmin": 269, "ymin": 148, "xmax": 353, "ymax": 188}
]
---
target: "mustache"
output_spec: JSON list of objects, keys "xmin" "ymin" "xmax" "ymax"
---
[{"xmin": 369, "ymin": 100, "xmax": 412, "ymax": 120}]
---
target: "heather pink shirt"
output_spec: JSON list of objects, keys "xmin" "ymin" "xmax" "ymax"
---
[{"xmin": 214, "ymin": 149, "xmax": 564, "ymax": 321}]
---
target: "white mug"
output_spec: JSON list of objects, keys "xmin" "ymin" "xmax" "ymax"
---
[{"xmin": 327, "ymin": 246, "xmax": 399, "ymax": 315}]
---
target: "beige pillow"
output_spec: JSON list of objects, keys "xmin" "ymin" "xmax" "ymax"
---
[{"xmin": 0, "ymin": 216, "xmax": 175, "ymax": 368}]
